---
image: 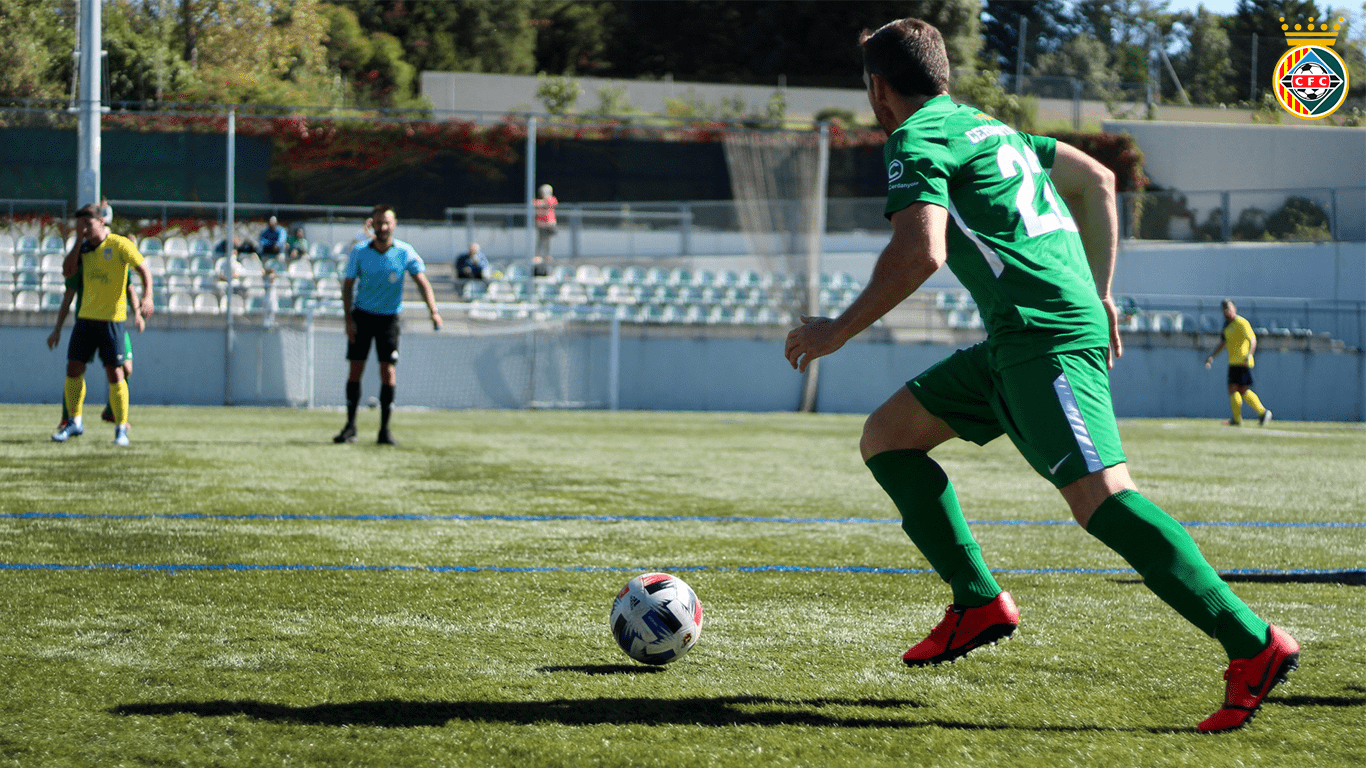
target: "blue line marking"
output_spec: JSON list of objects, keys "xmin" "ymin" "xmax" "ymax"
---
[
  {"xmin": 0, "ymin": 562, "xmax": 1360, "ymax": 578},
  {"xmin": 4, "ymin": 512, "xmax": 1362, "ymax": 529}
]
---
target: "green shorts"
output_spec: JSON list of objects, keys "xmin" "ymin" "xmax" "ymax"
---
[{"xmin": 908, "ymin": 342, "xmax": 1126, "ymax": 488}]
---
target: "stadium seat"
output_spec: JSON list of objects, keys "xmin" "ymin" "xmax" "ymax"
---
[
  {"xmin": 163, "ymin": 256, "xmax": 189, "ymax": 275},
  {"xmin": 706, "ymin": 305, "xmax": 736, "ymax": 324},
  {"xmin": 0, "ymin": 287, "xmax": 11, "ymax": 310},
  {"xmin": 605, "ymin": 284, "xmax": 640, "ymax": 304},
  {"xmin": 0, "ymin": 234, "xmax": 13, "ymax": 255},
  {"xmin": 677, "ymin": 286, "xmax": 703, "ymax": 304},
  {"xmin": 190, "ymin": 256, "xmax": 217, "ymax": 277},
  {"xmin": 14, "ymin": 290, "xmax": 41, "ymax": 310},
  {"xmin": 41, "ymin": 235, "xmax": 65, "ymax": 255},
  {"xmin": 532, "ymin": 282, "xmax": 559, "ymax": 303},
  {"xmin": 739, "ymin": 269, "xmax": 766, "ymax": 288},
  {"xmin": 309, "ymin": 242, "xmax": 331, "ymax": 261},
  {"xmin": 162, "ymin": 237, "xmax": 189, "ymax": 257},
  {"xmin": 692, "ymin": 269, "xmax": 716, "ymax": 287},
  {"xmin": 621, "ymin": 266, "xmax": 647, "ymax": 285},
  {"xmin": 548, "ymin": 264, "xmax": 576, "ymax": 283},
  {"xmin": 238, "ymin": 256, "xmax": 265, "ymax": 276},
  {"xmin": 679, "ymin": 304, "xmax": 705, "ymax": 324},
  {"xmin": 716, "ymin": 270, "xmax": 740, "ymax": 288},
  {"xmin": 755, "ymin": 306, "xmax": 781, "ymax": 325},
  {"xmin": 601, "ymin": 266, "xmax": 625, "ymax": 284},
  {"xmin": 192, "ymin": 293, "xmax": 220, "ymax": 314},
  {"xmin": 41, "ymin": 273, "xmax": 65, "ymax": 292},
  {"xmin": 166, "ymin": 275, "xmax": 192, "ymax": 293},
  {"xmin": 142, "ymin": 255, "xmax": 165, "ymax": 276},
  {"xmin": 188, "ymin": 238, "xmax": 213, "ymax": 258},
  {"xmin": 666, "ymin": 268, "xmax": 693, "ymax": 286},
  {"xmin": 331, "ymin": 241, "xmax": 351, "ymax": 257},
  {"xmin": 575, "ymin": 264, "xmax": 603, "ymax": 284},
  {"xmin": 15, "ymin": 236, "xmax": 39, "ymax": 255},
  {"xmin": 644, "ymin": 267, "xmax": 669, "ymax": 285},
  {"xmin": 284, "ymin": 259, "xmax": 311, "ymax": 279},
  {"xmin": 167, "ymin": 292, "xmax": 194, "ymax": 314},
  {"xmin": 314, "ymin": 277, "xmax": 341, "ymax": 299},
  {"xmin": 39, "ymin": 254, "xmax": 64, "ymax": 274},
  {"xmin": 461, "ymin": 281, "xmax": 487, "ymax": 301},
  {"xmin": 140, "ymin": 237, "xmax": 163, "ymax": 257},
  {"xmin": 0, "ymin": 252, "xmax": 12, "ymax": 275},
  {"xmin": 311, "ymin": 259, "xmax": 337, "ymax": 279},
  {"xmin": 504, "ymin": 263, "xmax": 532, "ymax": 281}
]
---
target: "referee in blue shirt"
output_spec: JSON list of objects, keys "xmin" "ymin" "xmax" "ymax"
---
[{"xmin": 335, "ymin": 204, "xmax": 442, "ymax": 445}]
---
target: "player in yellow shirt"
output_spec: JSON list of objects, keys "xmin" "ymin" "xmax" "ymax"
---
[
  {"xmin": 1205, "ymin": 299, "xmax": 1271, "ymax": 426},
  {"xmin": 51, "ymin": 204, "xmax": 154, "ymax": 446}
]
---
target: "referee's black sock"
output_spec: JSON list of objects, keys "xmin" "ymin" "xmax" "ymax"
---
[
  {"xmin": 345, "ymin": 381, "xmax": 361, "ymax": 426},
  {"xmin": 379, "ymin": 383, "xmax": 395, "ymax": 430}
]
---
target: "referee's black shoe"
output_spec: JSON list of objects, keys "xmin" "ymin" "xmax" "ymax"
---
[
  {"xmin": 333, "ymin": 423, "xmax": 357, "ymax": 443},
  {"xmin": 377, "ymin": 428, "xmax": 397, "ymax": 446}
]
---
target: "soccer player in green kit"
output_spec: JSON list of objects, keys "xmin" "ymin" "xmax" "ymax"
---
[{"xmin": 784, "ymin": 18, "xmax": 1297, "ymax": 733}]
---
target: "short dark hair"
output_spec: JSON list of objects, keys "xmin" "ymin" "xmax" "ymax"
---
[
  {"xmin": 372, "ymin": 204, "xmax": 395, "ymax": 219},
  {"xmin": 75, "ymin": 203, "xmax": 102, "ymax": 220},
  {"xmin": 859, "ymin": 18, "xmax": 950, "ymax": 98}
]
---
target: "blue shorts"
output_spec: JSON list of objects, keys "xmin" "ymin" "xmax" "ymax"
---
[{"xmin": 68, "ymin": 318, "xmax": 127, "ymax": 369}]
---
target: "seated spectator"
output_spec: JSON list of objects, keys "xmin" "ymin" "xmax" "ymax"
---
[
  {"xmin": 287, "ymin": 227, "xmax": 309, "ymax": 261},
  {"xmin": 215, "ymin": 236, "xmax": 258, "ymax": 256},
  {"xmin": 259, "ymin": 216, "xmax": 288, "ymax": 258},
  {"xmin": 455, "ymin": 243, "xmax": 489, "ymax": 281}
]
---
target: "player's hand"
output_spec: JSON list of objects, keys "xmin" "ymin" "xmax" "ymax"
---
[
  {"xmin": 1204, "ymin": 357, "xmax": 1213, "ymax": 369},
  {"xmin": 134, "ymin": 313, "xmax": 145, "ymax": 333},
  {"xmin": 141, "ymin": 296, "xmax": 154, "ymax": 319},
  {"xmin": 431, "ymin": 311, "xmax": 443, "ymax": 331},
  {"xmin": 1100, "ymin": 296, "xmax": 1123, "ymax": 369},
  {"xmin": 785, "ymin": 316, "xmax": 843, "ymax": 373},
  {"xmin": 46, "ymin": 330, "xmax": 60, "ymax": 350}
]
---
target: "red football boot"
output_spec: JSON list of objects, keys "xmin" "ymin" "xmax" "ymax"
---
[
  {"xmin": 902, "ymin": 591, "xmax": 1020, "ymax": 667},
  {"xmin": 1198, "ymin": 624, "xmax": 1300, "ymax": 733}
]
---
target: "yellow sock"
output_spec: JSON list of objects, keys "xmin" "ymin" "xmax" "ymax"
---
[
  {"xmin": 1229, "ymin": 392, "xmax": 1243, "ymax": 422},
  {"xmin": 1243, "ymin": 389, "xmax": 1265, "ymax": 415},
  {"xmin": 110, "ymin": 380, "xmax": 130, "ymax": 426},
  {"xmin": 64, "ymin": 376, "xmax": 85, "ymax": 421}
]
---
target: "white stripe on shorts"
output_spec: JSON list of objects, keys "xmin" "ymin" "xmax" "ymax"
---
[{"xmin": 1052, "ymin": 372, "xmax": 1105, "ymax": 473}]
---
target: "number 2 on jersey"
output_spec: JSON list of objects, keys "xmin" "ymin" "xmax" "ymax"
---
[{"xmin": 996, "ymin": 145, "xmax": 1077, "ymax": 237}]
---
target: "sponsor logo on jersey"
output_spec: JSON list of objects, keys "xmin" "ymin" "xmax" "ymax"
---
[
  {"xmin": 887, "ymin": 159, "xmax": 904, "ymax": 183},
  {"xmin": 1273, "ymin": 16, "xmax": 1350, "ymax": 119},
  {"xmin": 964, "ymin": 123, "xmax": 1016, "ymax": 144}
]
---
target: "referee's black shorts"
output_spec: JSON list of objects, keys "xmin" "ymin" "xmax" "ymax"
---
[
  {"xmin": 68, "ymin": 318, "xmax": 126, "ymax": 369},
  {"xmin": 1227, "ymin": 365, "xmax": 1254, "ymax": 387},
  {"xmin": 347, "ymin": 308, "xmax": 400, "ymax": 364}
]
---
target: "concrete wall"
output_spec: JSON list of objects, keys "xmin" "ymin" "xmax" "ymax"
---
[
  {"xmin": 1101, "ymin": 120, "xmax": 1366, "ymax": 194},
  {"xmin": 5, "ymin": 321, "xmax": 1361, "ymax": 422}
]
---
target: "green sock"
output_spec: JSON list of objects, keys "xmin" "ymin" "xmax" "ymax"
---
[
  {"xmin": 866, "ymin": 449, "xmax": 1001, "ymax": 608},
  {"xmin": 1087, "ymin": 489, "xmax": 1269, "ymax": 660}
]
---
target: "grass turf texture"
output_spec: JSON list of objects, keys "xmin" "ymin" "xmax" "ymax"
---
[{"xmin": 0, "ymin": 404, "xmax": 1363, "ymax": 767}]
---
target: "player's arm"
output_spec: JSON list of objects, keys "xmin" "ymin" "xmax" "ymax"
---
[
  {"xmin": 341, "ymin": 278, "xmax": 356, "ymax": 342},
  {"xmin": 785, "ymin": 201, "xmax": 945, "ymax": 372},
  {"xmin": 134, "ymin": 261, "xmax": 154, "ymax": 320},
  {"xmin": 1246, "ymin": 322, "xmax": 1256, "ymax": 361},
  {"xmin": 46, "ymin": 289, "xmax": 78, "ymax": 350},
  {"xmin": 412, "ymin": 272, "xmax": 443, "ymax": 330},
  {"xmin": 1050, "ymin": 141, "xmax": 1122, "ymax": 367},
  {"xmin": 1205, "ymin": 338, "xmax": 1226, "ymax": 368},
  {"xmin": 62, "ymin": 238, "xmax": 81, "ymax": 278}
]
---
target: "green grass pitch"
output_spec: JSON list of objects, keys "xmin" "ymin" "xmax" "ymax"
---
[{"xmin": 1, "ymin": 404, "xmax": 1363, "ymax": 767}]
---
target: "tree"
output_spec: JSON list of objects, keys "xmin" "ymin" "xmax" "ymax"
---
[
  {"xmin": 1170, "ymin": 6, "xmax": 1237, "ymax": 104},
  {"xmin": 530, "ymin": 1, "xmax": 615, "ymax": 76},
  {"xmin": 1033, "ymin": 34, "xmax": 1122, "ymax": 99},
  {"xmin": 0, "ymin": 0, "xmax": 74, "ymax": 101},
  {"xmin": 979, "ymin": 0, "xmax": 1073, "ymax": 75},
  {"xmin": 1228, "ymin": 0, "xmax": 1323, "ymax": 102}
]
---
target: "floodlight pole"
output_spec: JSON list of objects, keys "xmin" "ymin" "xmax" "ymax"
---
[
  {"xmin": 799, "ymin": 123, "xmax": 831, "ymax": 414},
  {"xmin": 75, "ymin": 0, "xmax": 102, "ymax": 207},
  {"xmin": 224, "ymin": 108, "xmax": 236, "ymax": 406},
  {"xmin": 525, "ymin": 116, "xmax": 537, "ymax": 283}
]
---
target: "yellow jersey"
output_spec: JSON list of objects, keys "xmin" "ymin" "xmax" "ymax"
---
[
  {"xmin": 77, "ymin": 233, "xmax": 144, "ymax": 322},
  {"xmin": 1223, "ymin": 315, "xmax": 1256, "ymax": 367}
]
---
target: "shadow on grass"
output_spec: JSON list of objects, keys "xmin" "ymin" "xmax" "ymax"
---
[
  {"xmin": 1272, "ymin": 692, "xmax": 1366, "ymax": 708},
  {"xmin": 1113, "ymin": 570, "xmax": 1365, "ymax": 586},
  {"xmin": 536, "ymin": 664, "xmax": 668, "ymax": 675},
  {"xmin": 111, "ymin": 696, "xmax": 1192, "ymax": 733}
]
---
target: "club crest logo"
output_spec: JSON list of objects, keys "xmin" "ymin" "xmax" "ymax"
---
[
  {"xmin": 887, "ymin": 159, "xmax": 904, "ymax": 183},
  {"xmin": 1274, "ymin": 16, "xmax": 1349, "ymax": 119}
]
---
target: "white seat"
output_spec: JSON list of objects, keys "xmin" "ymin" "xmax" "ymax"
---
[
  {"xmin": 0, "ymin": 234, "xmax": 13, "ymax": 255},
  {"xmin": 162, "ymin": 237, "xmax": 189, "ymax": 256},
  {"xmin": 314, "ymin": 277, "xmax": 341, "ymax": 298},
  {"xmin": 142, "ymin": 255, "xmax": 165, "ymax": 276},
  {"xmin": 311, "ymin": 259, "xmax": 337, "ymax": 279},
  {"xmin": 40, "ymin": 254, "xmax": 65, "ymax": 274},
  {"xmin": 42, "ymin": 291, "xmax": 65, "ymax": 310},
  {"xmin": 41, "ymin": 273, "xmax": 66, "ymax": 291},
  {"xmin": 14, "ymin": 290, "xmax": 41, "ymax": 310},
  {"xmin": 0, "ymin": 287, "xmax": 12, "ymax": 309},
  {"xmin": 15, "ymin": 236, "xmax": 40, "ymax": 255},
  {"xmin": 41, "ymin": 235, "xmax": 65, "ymax": 254},
  {"xmin": 574, "ymin": 264, "xmax": 602, "ymax": 284},
  {"xmin": 644, "ymin": 267, "xmax": 669, "ymax": 285},
  {"xmin": 286, "ymin": 259, "xmax": 313, "ymax": 279},
  {"xmin": 193, "ymin": 293, "xmax": 220, "ymax": 314},
  {"xmin": 140, "ymin": 237, "xmax": 163, "ymax": 256},
  {"xmin": 309, "ymin": 242, "xmax": 331, "ymax": 260},
  {"xmin": 622, "ymin": 266, "xmax": 647, "ymax": 285},
  {"xmin": 549, "ymin": 264, "xmax": 577, "ymax": 283},
  {"xmin": 188, "ymin": 238, "xmax": 213, "ymax": 257},
  {"xmin": 167, "ymin": 292, "xmax": 194, "ymax": 313}
]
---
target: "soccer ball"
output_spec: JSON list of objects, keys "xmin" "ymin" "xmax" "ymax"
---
[
  {"xmin": 609, "ymin": 572, "xmax": 703, "ymax": 665},
  {"xmin": 1295, "ymin": 62, "xmax": 1332, "ymax": 101}
]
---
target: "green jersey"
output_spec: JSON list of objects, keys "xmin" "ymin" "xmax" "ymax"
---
[{"xmin": 883, "ymin": 94, "xmax": 1109, "ymax": 368}]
